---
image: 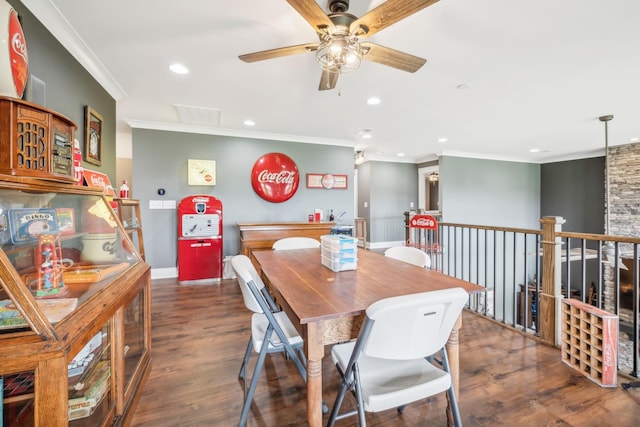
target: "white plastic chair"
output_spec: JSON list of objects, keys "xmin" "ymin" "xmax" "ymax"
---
[
  {"xmin": 384, "ymin": 246, "xmax": 431, "ymax": 268},
  {"xmin": 327, "ymin": 287, "xmax": 469, "ymax": 427},
  {"xmin": 272, "ymin": 237, "xmax": 320, "ymax": 250},
  {"xmin": 231, "ymin": 255, "xmax": 307, "ymax": 426}
]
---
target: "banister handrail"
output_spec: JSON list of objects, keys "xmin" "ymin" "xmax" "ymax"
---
[{"xmin": 404, "ymin": 213, "xmax": 640, "ymax": 378}]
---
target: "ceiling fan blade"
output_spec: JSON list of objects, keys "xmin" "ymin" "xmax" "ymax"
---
[
  {"xmin": 361, "ymin": 42, "xmax": 426, "ymax": 73},
  {"xmin": 318, "ymin": 70, "xmax": 339, "ymax": 91},
  {"xmin": 239, "ymin": 43, "xmax": 318, "ymax": 63},
  {"xmin": 286, "ymin": 0, "xmax": 335, "ymax": 34},
  {"xmin": 351, "ymin": 0, "xmax": 440, "ymax": 38}
]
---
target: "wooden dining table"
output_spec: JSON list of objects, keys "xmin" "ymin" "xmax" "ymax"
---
[{"xmin": 253, "ymin": 248, "xmax": 485, "ymax": 427}]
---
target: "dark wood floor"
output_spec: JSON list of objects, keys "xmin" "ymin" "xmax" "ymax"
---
[{"xmin": 129, "ymin": 278, "xmax": 640, "ymax": 427}]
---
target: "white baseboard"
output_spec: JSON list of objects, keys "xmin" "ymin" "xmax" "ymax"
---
[
  {"xmin": 151, "ymin": 267, "xmax": 178, "ymax": 280},
  {"xmin": 366, "ymin": 241, "xmax": 404, "ymax": 250}
]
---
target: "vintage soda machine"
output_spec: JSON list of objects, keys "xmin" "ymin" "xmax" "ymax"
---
[{"xmin": 177, "ymin": 195, "xmax": 223, "ymax": 284}]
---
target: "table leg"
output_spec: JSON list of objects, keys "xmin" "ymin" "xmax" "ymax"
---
[
  {"xmin": 445, "ymin": 314, "xmax": 462, "ymax": 426},
  {"xmin": 305, "ymin": 322, "xmax": 325, "ymax": 427}
]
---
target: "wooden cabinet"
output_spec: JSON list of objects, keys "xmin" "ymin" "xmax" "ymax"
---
[
  {"xmin": 0, "ymin": 175, "xmax": 151, "ymax": 426},
  {"xmin": 237, "ymin": 222, "xmax": 335, "ymax": 266},
  {"xmin": 0, "ymin": 97, "xmax": 76, "ymax": 183}
]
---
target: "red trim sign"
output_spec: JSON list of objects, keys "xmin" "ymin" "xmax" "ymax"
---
[
  {"xmin": 251, "ymin": 152, "xmax": 300, "ymax": 203},
  {"xmin": 8, "ymin": 8, "xmax": 27, "ymax": 97},
  {"xmin": 409, "ymin": 214, "xmax": 438, "ymax": 230},
  {"xmin": 82, "ymin": 169, "xmax": 115, "ymax": 196}
]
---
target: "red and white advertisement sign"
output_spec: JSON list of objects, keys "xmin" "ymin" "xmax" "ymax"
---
[
  {"xmin": 82, "ymin": 169, "xmax": 116, "ymax": 197},
  {"xmin": 251, "ymin": 152, "xmax": 299, "ymax": 203},
  {"xmin": 0, "ymin": 2, "xmax": 28, "ymax": 98},
  {"xmin": 409, "ymin": 214, "xmax": 438, "ymax": 230},
  {"xmin": 8, "ymin": 8, "xmax": 27, "ymax": 97},
  {"xmin": 73, "ymin": 139, "xmax": 83, "ymax": 185}
]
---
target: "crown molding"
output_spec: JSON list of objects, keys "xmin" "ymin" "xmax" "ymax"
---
[{"xmin": 22, "ymin": 0, "xmax": 127, "ymax": 100}]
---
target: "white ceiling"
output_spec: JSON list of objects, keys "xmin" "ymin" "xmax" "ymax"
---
[{"xmin": 23, "ymin": 0, "xmax": 640, "ymax": 163}]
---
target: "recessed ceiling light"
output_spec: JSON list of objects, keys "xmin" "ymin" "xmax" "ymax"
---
[
  {"xmin": 397, "ymin": 153, "xmax": 405, "ymax": 157},
  {"xmin": 529, "ymin": 148, "xmax": 540, "ymax": 153},
  {"xmin": 437, "ymin": 137, "xmax": 448, "ymax": 143},
  {"xmin": 243, "ymin": 119, "xmax": 255, "ymax": 126},
  {"xmin": 169, "ymin": 63, "xmax": 189, "ymax": 75},
  {"xmin": 630, "ymin": 137, "xmax": 640, "ymax": 142},
  {"xmin": 358, "ymin": 129, "xmax": 373, "ymax": 139},
  {"xmin": 366, "ymin": 96, "xmax": 381, "ymax": 105}
]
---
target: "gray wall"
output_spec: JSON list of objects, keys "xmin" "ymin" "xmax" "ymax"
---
[
  {"xmin": 541, "ymin": 157, "xmax": 604, "ymax": 233},
  {"xmin": 132, "ymin": 129, "xmax": 355, "ymax": 268},
  {"xmin": 356, "ymin": 161, "xmax": 418, "ymax": 245},
  {"xmin": 541, "ymin": 157, "xmax": 605, "ymax": 292},
  {"xmin": 440, "ymin": 156, "xmax": 541, "ymax": 228},
  {"xmin": 13, "ymin": 0, "xmax": 116, "ymax": 179}
]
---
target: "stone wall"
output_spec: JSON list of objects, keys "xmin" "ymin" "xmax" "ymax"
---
[
  {"xmin": 609, "ymin": 142, "xmax": 640, "ymax": 238},
  {"xmin": 606, "ymin": 142, "xmax": 640, "ymax": 317},
  {"xmin": 607, "ymin": 142, "xmax": 640, "ymax": 372}
]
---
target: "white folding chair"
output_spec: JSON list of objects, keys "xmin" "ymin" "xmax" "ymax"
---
[
  {"xmin": 230, "ymin": 255, "xmax": 307, "ymax": 427},
  {"xmin": 327, "ymin": 287, "xmax": 469, "ymax": 427},
  {"xmin": 384, "ymin": 246, "xmax": 431, "ymax": 268},
  {"xmin": 272, "ymin": 237, "xmax": 320, "ymax": 250}
]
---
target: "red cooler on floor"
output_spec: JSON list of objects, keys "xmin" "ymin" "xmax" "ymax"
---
[{"xmin": 177, "ymin": 195, "xmax": 223, "ymax": 284}]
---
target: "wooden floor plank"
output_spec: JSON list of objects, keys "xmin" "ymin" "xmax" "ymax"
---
[{"xmin": 129, "ymin": 278, "xmax": 640, "ymax": 426}]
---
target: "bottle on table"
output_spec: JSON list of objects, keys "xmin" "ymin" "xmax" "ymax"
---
[{"xmin": 119, "ymin": 180, "xmax": 130, "ymax": 198}]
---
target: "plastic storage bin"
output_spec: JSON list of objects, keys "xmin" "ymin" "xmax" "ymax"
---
[
  {"xmin": 321, "ymin": 234, "xmax": 357, "ymax": 252},
  {"xmin": 321, "ymin": 235, "xmax": 357, "ymax": 272}
]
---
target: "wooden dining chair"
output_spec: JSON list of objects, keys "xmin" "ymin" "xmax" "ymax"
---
[
  {"xmin": 384, "ymin": 246, "xmax": 431, "ymax": 268},
  {"xmin": 272, "ymin": 237, "xmax": 320, "ymax": 250},
  {"xmin": 230, "ymin": 255, "xmax": 307, "ymax": 427},
  {"xmin": 327, "ymin": 287, "xmax": 468, "ymax": 427}
]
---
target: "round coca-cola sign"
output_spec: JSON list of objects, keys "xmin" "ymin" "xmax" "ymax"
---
[
  {"xmin": 0, "ymin": 2, "xmax": 28, "ymax": 98},
  {"xmin": 251, "ymin": 152, "xmax": 300, "ymax": 203}
]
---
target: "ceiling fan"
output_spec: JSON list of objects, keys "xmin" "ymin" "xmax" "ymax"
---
[{"xmin": 239, "ymin": 0, "xmax": 439, "ymax": 91}]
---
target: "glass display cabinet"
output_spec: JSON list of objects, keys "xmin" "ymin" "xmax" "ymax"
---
[{"xmin": 0, "ymin": 174, "xmax": 151, "ymax": 426}]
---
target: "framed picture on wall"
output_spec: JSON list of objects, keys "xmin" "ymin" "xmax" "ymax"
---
[
  {"xmin": 188, "ymin": 159, "xmax": 216, "ymax": 185},
  {"xmin": 306, "ymin": 173, "xmax": 348, "ymax": 189},
  {"xmin": 84, "ymin": 106, "xmax": 103, "ymax": 166}
]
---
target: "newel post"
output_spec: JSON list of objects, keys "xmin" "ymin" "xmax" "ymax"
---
[{"xmin": 539, "ymin": 216, "xmax": 565, "ymax": 346}]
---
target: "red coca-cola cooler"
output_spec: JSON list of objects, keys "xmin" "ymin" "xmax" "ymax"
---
[{"xmin": 177, "ymin": 195, "xmax": 222, "ymax": 284}]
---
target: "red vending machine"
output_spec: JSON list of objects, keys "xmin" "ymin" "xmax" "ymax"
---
[{"xmin": 177, "ymin": 195, "xmax": 223, "ymax": 284}]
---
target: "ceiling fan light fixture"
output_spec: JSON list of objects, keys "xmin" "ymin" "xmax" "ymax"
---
[{"xmin": 317, "ymin": 33, "xmax": 362, "ymax": 73}]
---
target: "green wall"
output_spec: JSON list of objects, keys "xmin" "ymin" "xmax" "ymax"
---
[
  {"xmin": 358, "ymin": 161, "xmax": 418, "ymax": 245},
  {"xmin": 440, "ymin": 156, "xmax": 541, "ymax": 229},
  {"xmin": 13, "ymin": 0, "xmax": 116, "ymax": 179},
  {"xmin": 132, "ymin": 129, "xmax": 355, "ymax": 268}
]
